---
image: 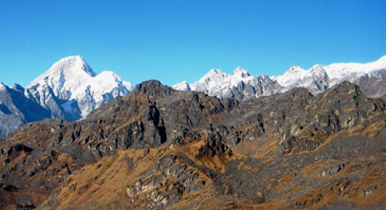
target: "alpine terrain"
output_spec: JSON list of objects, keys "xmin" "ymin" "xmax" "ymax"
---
[
  {"xmin": 174, "ymin": 55, "xmax": 386, "ymax": 99},
  {"xmin": 0, "ymin": 56, "xmax": 132, "ymax": 137},
  {"xmin": 1, "ymin": 79, "xmax": 386, "ymax": 209},
  {"xmin": 173, "ymin": 67, "xmax": 282, "ymax": 100}
]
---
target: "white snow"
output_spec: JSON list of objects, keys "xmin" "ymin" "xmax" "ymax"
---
[
  {"xmin": 172, "ymin": 81, "xmax": 190, "ymax": 91},
  {"xmin": 173, "ymin": 66, "xmax": 281, "ymax": 99},
  {"xmin": 26, "ymin": 55, "xmax": 132, "ymax": 118},
  {"xmin": 174, "ymin": 55, "xmax": 386, "ymax": 99},
  {"xmin": 272, "ymin": 55, "xmax": 386, "ymax": 94},
  {"xmin": 230, "ymin": 67, "xmax": 253, "ymax": 87}
]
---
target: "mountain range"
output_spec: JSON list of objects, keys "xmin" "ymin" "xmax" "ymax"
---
[
  {"xmin": 1, "ymin": 55, "xmax": 386, "ymax": 209},
  {"xmin": 2, "ymin": 80, "xmax": 386, "ymax": 209},
  {"xmin": 0, "ymin": 55, "xmax": 386, "ymax": 138},
  {"xmin": 173, "ymin": 55, "xmax": 386, "ymax": 100}
]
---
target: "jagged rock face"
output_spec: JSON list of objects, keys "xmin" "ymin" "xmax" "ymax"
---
[{"xmin": 1, "ymin": 80, "xmax": 386, "ymax": 209}]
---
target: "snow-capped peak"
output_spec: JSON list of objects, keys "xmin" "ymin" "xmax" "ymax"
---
[
  {"xmin": 173, "ymin": 66, "xmax": 282, "ymax": 100},
  {"xmin": 25, "ymin": 55, "xmax": 133, "ymax": 119},
  {"xmin": 271, "ymin": 55, "xmax": 386, "ymax": 96},
  {"xmin": 62, "ymin": 55, "xmax": 95, "ymax": 76},
  {"xmin": 286, "ymin": 66, "xmax": 305, "ymax": 74},
  {"xmin": 260, "ymin": 74, "xmax": 271, "ymax": 80},
  {"xmin": 233, "ymin": 67, "xmax": 250, "ymax": 78},
  {"xmin": 209, "ymin": 69, "xmax": 221, "ymax": 74},
  {"xmin": 274, "ymin": 66, "xmax": 307, "ymax": 89},
  {"xmin": 47, "ymin": 55, "xmax": 95, "ymax": 77},
  {"xmin": 229, "ymin": 67, "xmax": 252, "ymax": 87},
  {"xmin": 199, "ymin": 69, "xmax": 227, "ymax": 82},
  {"xmin": 311, "ymin": 64, "xmax": 324, "ymax": 69},
  {"xmin": 27, "ymin": 55, "xmax": 97, "ymax": 100},
  {"xmin": 172, "ymin": 81, "xmax": 190, "ymax": 91},
  {"xmin": 176, "ymin": 54, "xmax": 386, "ymax": 100}
]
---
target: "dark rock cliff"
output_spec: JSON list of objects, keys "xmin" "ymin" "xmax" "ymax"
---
[{"xmin": 1, "ymin": 80, "xmax": 386, "ymax": 209}]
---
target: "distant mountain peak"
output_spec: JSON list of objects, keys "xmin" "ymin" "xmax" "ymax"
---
[
  {"xmin": 174, "ymin": 66, "xmax": 281, "ymax": 100},
  {"xmin": 287, "ymin": 66, "xmax": 305, "ymax": 74},
  {"xmin": 260, "ymin": 74, "xmax": 270, "ymax": 79},
  {"xmin": 233, "ymin": 67, "xmax": 250, "ymax": 77},
  {"xmin": 25, "ymin": 55, "xmax": 133, "ymax": 119},
  {"xmin": 311, "ymin": 64, "xmax": 324, "ymax": 69},
  {"xmin": 52, "ymin": 55, "xmax": 96, "ymax": 77},
  {"xmin": 274, "ymin": 55, "xmax": 386, "ymax": 97},
  {"xmin": 172, "ymin": 81, "xmax": 190, "ymax": 91},
  {"xmin": 209, "ymin": 69, "xmax": 221, "ymax": 74},
  {"xmin": 173, "ymin": 54, "xmax": 386, "ymax": 100},
  {"xmin": 203, "ymin": 69, "xmax": 224, "ymax": 78},
  {"xmin": 198, "ymin": 69, "xmax": 229, "ymax": 84}
]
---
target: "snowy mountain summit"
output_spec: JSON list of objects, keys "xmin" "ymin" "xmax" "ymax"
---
[
  {"xmin": 1, "ymin": 54, "xmax": 386, "ymax": 138},
  {"xmin": 0, "ymin": 55, "xmax": 132, "ymax": 137},
  {"xmin": 26, "ymin": 55, "xmax": 133, "ymax": 120},
  {"xmin": 173, "ymin": 67, "xmax": 281, "ymax": 100},
  {"xmin": 174, "ymin": 55, "xmax": 386, "ymax": 100},
  {"xmin": 274, "ymin": 55, "xmax": 386, "ymax": 97}
]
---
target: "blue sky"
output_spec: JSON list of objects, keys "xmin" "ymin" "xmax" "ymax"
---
[{"xmin": 0, "ymin": 0, "xmax": 385, "ymax": 87}]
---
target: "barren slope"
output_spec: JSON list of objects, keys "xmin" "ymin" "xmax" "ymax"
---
[{"xmin": 1, "ymin": 80, "xmax": 386, "ymax": 209}]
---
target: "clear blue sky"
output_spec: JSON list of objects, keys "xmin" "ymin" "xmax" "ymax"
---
[{"xmin": 0, "ymin": 0, "xmax": 385, "ymax": 87}]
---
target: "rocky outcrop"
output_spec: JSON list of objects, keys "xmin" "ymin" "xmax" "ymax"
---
[
  {"xmin": 1, "ymin": 80, "xmax": 386, "ymax": 209},
  {"xmin": 197, "ymin": 134, "xmax": 233, "ymax": 158}
]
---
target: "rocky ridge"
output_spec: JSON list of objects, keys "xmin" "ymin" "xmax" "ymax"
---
[
  {"xmin": 1, "ymin": 80, "xmax": 386, "ymax": 209},
  {"xmin": 1, "ymin": 55, "xmax": 385, "ymax": 138}
]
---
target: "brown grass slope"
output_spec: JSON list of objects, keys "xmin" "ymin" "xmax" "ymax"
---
[{"xmin": 1, "ymin": 80, "xmax": 386, "ymax": 209}]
